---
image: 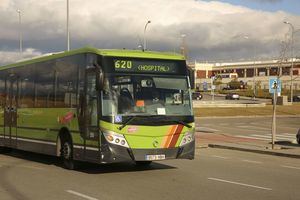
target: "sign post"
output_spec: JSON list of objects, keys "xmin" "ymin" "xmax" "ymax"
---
[{"xmin": 269, "ymin": 78, "xmax": 281, "ymax": 149}]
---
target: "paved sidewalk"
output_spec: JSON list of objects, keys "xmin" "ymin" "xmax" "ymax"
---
[{"xmin": 196, "ymin": 132, "xmax": 300, "ymax": 159}]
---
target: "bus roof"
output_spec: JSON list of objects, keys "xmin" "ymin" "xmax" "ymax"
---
[{"xmin": 0, "ymin": 46, "xmax": 185, "ymax": 71}]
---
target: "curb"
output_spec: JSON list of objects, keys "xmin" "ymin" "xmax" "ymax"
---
[{"xmin": 207, "ymin": 144, "xmax": 300, "ymax": 159}]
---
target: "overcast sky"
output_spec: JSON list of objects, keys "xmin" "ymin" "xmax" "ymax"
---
[{"xmin": 0, "ymin": 0, "xmax": 299, "ymax": 65}]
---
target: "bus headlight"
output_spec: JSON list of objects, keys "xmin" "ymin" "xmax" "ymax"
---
[
  {"xmin": 103, "ymin": 132, "xmax": 129, "ymax": 148},
  {"xmin": 180, "ymin": 132, "xmax": 194, "ymax": 146}
]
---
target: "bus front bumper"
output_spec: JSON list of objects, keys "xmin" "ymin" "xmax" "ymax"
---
[{"xmin": 100, "ymin": 141, "xmax": 195, "ymax": 164}]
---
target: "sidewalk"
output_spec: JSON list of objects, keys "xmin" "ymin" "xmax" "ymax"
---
[{"xmin": 196, "ymin": 132, "xmax": 300, "ymax": 159}]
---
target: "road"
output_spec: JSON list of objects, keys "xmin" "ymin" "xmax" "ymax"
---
[
  {"xmin": 196, "ymin": 116, "xmax": 300, "ymax": 143},
  {"xmin": 197, "ymin": 93, "xmax": 269, "ymax": 104},
  {"xmin": 1, "ymin": 148, "xmax": 300, "ymax": 200}
]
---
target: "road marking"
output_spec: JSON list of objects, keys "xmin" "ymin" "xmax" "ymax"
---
[
  {"xmin": 236, "ymin": 133, "xmax": 295, "ymax": 142},
  {"xmin": 21, "ymin": 165, "xmax": 44, "ymax": 170},
  {"xmin": 208, "ymin": 178, "xmax": 272, "ymax": 191},
  {"xmin": 196, "ymin": 127, "xmax": 219, "ymax": 132},
  {"xmin": 236, "ymin": 126, "xmax": 270, "ymax": 131},
  {"xmin": 66, "ymin": 190, "xmax": 98, "ymax": 200},
  {"xmin": 211, "ymin": 155, "xmax": 228, "ymax": 159},
  {"xmin": 219, "ymin": 123, "xmax": 229, "ymax": 126},
  {"xmin": 236, "ymin": 135, "xmax": 270, "ymax": 141},
  {"xmin": 281, "ymin": 165, "xmax": 300, "ymax": 170},
  {"xmin": 242, "ymin": 159, "xmax": 262, "ymax": 164}
]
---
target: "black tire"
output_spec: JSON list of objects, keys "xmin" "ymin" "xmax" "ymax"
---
[
  {"xmin": 135, "ymin": 161, "xmax": 152, "ymax": 166},
  {"xmin": 61, "ymin": 138, "xmax": 75, "ymax": 170},
  {"xmin": 0, "ymin": 146, "xmax": 12, "ymax": 153},
  {"xmin": 297, "ymin": 129, "xmax": 300, "ymax": 144}
]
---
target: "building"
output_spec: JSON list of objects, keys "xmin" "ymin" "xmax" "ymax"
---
[{"xmin": 193, "ymin": 58, "xmax": 300, "ymax": 91}]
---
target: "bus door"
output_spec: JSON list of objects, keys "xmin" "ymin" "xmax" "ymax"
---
[
  {"xmin": 79, "ymin": 68, "xmax": 100, "ymax": 161},
  {"xmin": 4, "ymin": 75, "xmax": 18, "ymax": 148}
]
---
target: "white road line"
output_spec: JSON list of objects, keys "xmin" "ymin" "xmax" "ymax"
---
[
  {"xmin": 208, "ymin": 178, "xmax": 272, "ymax": 191},
  {"xmin": 211, "ymin": 155, "xmax": 228, "ymax": 159},
  {"xmin": 219, "ymin": 123, "xmax": 229, "ymax": 126},
  {"xmin": 237, "ymin": 126, "xmax": 270, "ymax": 131},
  {"xmin": 281, "ymin": 165, "xmax": 300, "ymax": 170},
  {"xmin": 281, "ymin": 133, "xmax": 296, "ymax": 137},
  {"xmin": 66, "ymin": 190, "xmax": 98, "ymax": 200},
  {"xmin": 197, "ymin": 127, "xmax": 220, "ymax": 132},
  {"xmin": 235, "ymin": 135, "xmax": 270, "ymax": 141},
  {"xmin": 251, "ymin": 134, "xmax": 294, "ymax": 140},
  {"xmin": 21, "ymin": 165, "xmax": 44, "ymax": 170},
  {"xmin": 242, "ymin": 159, "xmax": 263, "ymax": 164}
]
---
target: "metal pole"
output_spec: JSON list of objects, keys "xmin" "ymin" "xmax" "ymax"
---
[
  {"xmin": 143, "ymin": 20, "xmax": 151, "ymax": 51},
  {"xmin": 181, "ymin": 34, "xmax": 187, "ymax": 59},
  {"xmin": 271, "ymin": 82, "xmax": 277, "ymax": 149},
  {"xmin": 284, "ymin": 21, "xmax": 294, "ymax": 104},
  {"xmin": 290, "ymin": 27, "xmax": 294, "ymax": 104},
  {"xmin": 67, "ymin": 0, "xmax": 70, "ymax": 51},
  {"xmin": 17, "ymin": 9, "xmax": 22, "ymax": 53}
]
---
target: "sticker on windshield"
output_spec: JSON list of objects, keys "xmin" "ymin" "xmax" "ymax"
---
[
  {"xmin": 115, "ymin": 115, "xmax": 122, "ymax": 123},
  {"xmin": 157, "ymin": 108, "xmax": 166, "ymax": 115}
]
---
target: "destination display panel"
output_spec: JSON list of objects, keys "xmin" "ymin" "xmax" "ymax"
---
[{"xmin": 102, "ymin": 57, "xmax": 187, "ymax": 75}]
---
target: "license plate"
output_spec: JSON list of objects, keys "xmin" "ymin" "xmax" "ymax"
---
[{"xmin": 145, "ymin": 154, "xmax": 166, "ymax": 161}]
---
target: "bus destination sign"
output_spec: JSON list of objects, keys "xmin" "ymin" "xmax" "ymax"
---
[{"xmin": 113, "ymin": 59, "xmax": 180, "ymax": 74}]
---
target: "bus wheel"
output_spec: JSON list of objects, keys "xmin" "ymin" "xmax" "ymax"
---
[
  {"xmin": 61, "ymin": 139, "xmax": 75, "ymax": 170},
  {"xmin": 0, "ymin": 147, "xmax": 12, "ymax": 153},
  {"xmin": 135, "ymin": 161, "xmax": 152, "ymax": 166}
]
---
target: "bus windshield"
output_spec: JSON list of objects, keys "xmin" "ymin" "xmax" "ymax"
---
[{"xmin": 102, "ymin": 75, "xmax": 192, "ymax": 117}]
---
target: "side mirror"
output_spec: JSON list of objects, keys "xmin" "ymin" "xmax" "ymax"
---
[
  {"xmin": 187, "ymin": 66, "xmax": 195, "ymax": 89},
  {"xmin": 94, "ymin": 63, "xmax": 104, "ymax": 90}
]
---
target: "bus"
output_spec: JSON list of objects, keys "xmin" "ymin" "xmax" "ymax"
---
[{"xmin": 0, "ymin": 47, "xmax": 195, "ymax": 169}]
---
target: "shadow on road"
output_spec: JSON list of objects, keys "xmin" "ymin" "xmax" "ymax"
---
[{"xmin": 1, "ymin": 149, "xmax": 176, "ymax": 174}]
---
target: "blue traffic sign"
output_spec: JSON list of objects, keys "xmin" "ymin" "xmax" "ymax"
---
[{"xmin": 269, "ymin": 78, "xmax": 281, "ymax": 93}]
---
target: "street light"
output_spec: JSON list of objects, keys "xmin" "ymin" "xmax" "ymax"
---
[
  {"xmin": 16, "ymin": 9, "xmax": 22, "ymax": 53},
  {"xmin": 143, "ymin": 20, "xmax": 151, "ymax": 51},
  {"xmin": 284, "ymin": 21, "xmax": 294, "ymax": 104},
  {"xmin": 181, "ymin": 34, "xmax": 187, "ymax": 59},
  {"xmin": 66, "ymin": 0, "xmax": 70, "ymax": 51},
  {"xmin": 241, "ymin": 35, "xmax": 257, "ymax": 99}
]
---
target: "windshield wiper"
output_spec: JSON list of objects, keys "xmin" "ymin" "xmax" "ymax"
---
[
  {"xmin": 172, "ymin": 120, "xmax": 192, "ymax": 128},
  {"xmin": 118, "ymin": 116, "xmax": 136, "ymax": 130}
]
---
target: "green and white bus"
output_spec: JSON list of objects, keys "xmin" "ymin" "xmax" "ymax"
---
[{"xmin": 0, "ymin": 47, "xmax": 195, "ymax": 169}]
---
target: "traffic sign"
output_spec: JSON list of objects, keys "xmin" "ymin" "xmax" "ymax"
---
[{"xmin": 269, "ymin": 78, "xmax": 281, "ymax": 93}]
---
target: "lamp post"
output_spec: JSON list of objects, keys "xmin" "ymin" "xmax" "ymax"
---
[
  {"xmin": 284, "ymin": 21, "xmax": 294, "ymax": 104},
  {"xmin": 16, "ymin": 9, "xmax": 22, "ymax": 54},
  {"xmin": 143, "ymin": 20, "xmax": 151, "ymax": 51},
  {"xmin": 242, "ymin": 35, "xmax": 257, "ymax": 99},
  {"xmin": 181, "ymin": 34, "xmax": 187, "ymax": 59},
  {"xmin": 67, "ymin": 0, "xmax": 70, "ymax": 51}
]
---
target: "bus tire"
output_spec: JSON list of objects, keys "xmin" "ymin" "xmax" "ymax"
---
[
  {"xmin": 60, "ymin": 137, "xmax": 75, "ymax": 170},
  {"xmin": 0, "ymin": 146, "xmax": 12, "ymax": 153},
  {"xmin": 297, "ymin": 129, "xmax": 300, "ymax": 144},
  {"xmin": 135, "ymin": 161, "xmax": 152, "ymax": 166}
]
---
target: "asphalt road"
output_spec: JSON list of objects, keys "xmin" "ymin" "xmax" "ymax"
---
[
  {"xmin": 196, "ymin": 116, "xmax": 300, "ymax": 143},
  {"xmin": 197, "ymin": 93, "xmax": 268, "ymax": 104},
  {"xmin": 1, "ymin": 148, "xmax": 300, "ymax": 200}
]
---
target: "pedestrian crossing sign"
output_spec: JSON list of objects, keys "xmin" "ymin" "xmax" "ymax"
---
[{"xmin": 269, "ymin": 78, "xmax": 281, "ymax": 93}]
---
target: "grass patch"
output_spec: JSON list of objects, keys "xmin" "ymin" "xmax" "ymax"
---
[{"xmin": 194, "ymin": 103, "xmax": 300, "ymax": 117}]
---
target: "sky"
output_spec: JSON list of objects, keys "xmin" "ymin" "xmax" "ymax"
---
[{"xmin": 0, "ymin": 0, "xmax": 300, "ymax": 65}]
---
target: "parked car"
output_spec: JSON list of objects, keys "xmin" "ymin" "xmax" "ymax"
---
[
  {"xmin": 225, "ymin": 93, "xmax": 240, "ymax": 100},
  {"xmin": 192, "ymin": 92, "xmax": 203, "ymax": 100},
  {"xmin": 293, "ymin": 95, "xmax": 300, "ymax": 102},
  {"xmin": 296, "ymin": 129, "xmax": 300, "ymax": 144}
]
